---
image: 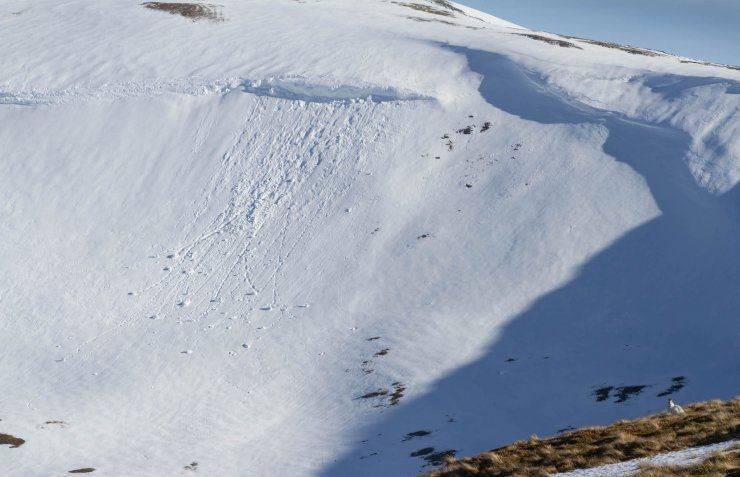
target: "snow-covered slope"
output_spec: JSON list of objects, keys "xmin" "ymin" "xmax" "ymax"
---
[{"xmin": 0, "ymin": 1, "xmax": 738, "ymax": 475}]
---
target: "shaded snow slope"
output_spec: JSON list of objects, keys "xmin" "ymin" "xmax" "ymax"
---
[{"xmin": 0, "ymin": 1, "xmax": 738, "ymax": 475}]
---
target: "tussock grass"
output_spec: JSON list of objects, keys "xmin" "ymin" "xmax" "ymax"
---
[
  {"xmin": 428, "ymin": 398, "xmax": 739, "ymax": 476},
  {"xmin": 637, "ymin": 445, "xmax": 739, "ymax": 476}
]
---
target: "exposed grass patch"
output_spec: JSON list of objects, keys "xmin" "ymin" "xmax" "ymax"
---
[
  {"xmin": 636, "ymin": 445, "xmax": 739, "ymax": 476},
  {"xmin": 141, "ymin": 2, "xmax": 222, "ymax": 22},
  {"xmin": 564, "ymin": 35, "xmax": 665, "ymax": 56},
  {"xmin": 394, "ymin": 2, "xmax": 454, "ymax": 17},
  {"xmin": 516, "ymin": 33, "xmax": 582, "ymax": 49},
  {"xmin": 402, "ymin": 15, "xmax": 482, "ymax": 30},
  {"xmin": 614, "ymin": 385, "xmax": 650, "ymax": 403},
  {"xmin": 428, "ymin": 0, "xmax": 464, "ymax": 14},
  {"xmin": 680, "ymin": 59, "xmax": 740, "ymax": 71},
  {"xmin": 0, "ymin": 433, "xmax": 25, "ymax": 448},
  {"xmin": 404, "ymin": 430, "xmax": 433, "ymax": 441},
  {"xmin": 390, "ymin": 381, "xmax": 406, "ymax": 406},
  {"xmin": 658, "ymin": 376, "xmax": 688, "ymax": 397},
  {"xmin": 404, "ymin": 15, "xmax": 458, "ymax": 27},
  {"xmin": 68, "ymin": 469, "xmax": 95, "ymax": 474},
  {"xmin": 399, "ymin": 0, "xmax": 483, "ymax": 28},
  {"xmin": 358, "ymin": 389, "xmax": 388, "ymax": 399},
  {"xmin": 427, "ymin": 398, "xmax": 740, "ymax": 476}
]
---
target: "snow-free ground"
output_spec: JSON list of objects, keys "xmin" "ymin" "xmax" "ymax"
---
[
  {"xmin": 555, "ymin": 440, "xmax": 739, "ymax": 477},
  {"xmin": 1, "ymin": 1, "xmax": 738, "ymax": 475}
]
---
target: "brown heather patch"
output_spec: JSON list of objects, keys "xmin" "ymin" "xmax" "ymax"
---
[
  {"xmin": 427, "ymin": 398, "xmax": 740, "ymax": 476},
  {"xmin": 637, "ymin": 444, "xmax": 739, "ymax": 476}
]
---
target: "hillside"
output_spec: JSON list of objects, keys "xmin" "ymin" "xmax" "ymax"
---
[
  {"xmin": 1, "ymin": 1, "xmax": 738, "ymax": 475},
  {"xmin": 428, "ymin": 398, "xmax": 739, "ymax": 476}
]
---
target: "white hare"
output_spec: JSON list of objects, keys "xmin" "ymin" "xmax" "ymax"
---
[{"xmin": 667, "ymin": 398, "xmax": 685, "ymax": 415}]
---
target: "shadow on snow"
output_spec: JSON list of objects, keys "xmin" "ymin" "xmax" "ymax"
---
[{"xmin": 322, "ymin": 47, "xmax": 739, "ymax": 476}]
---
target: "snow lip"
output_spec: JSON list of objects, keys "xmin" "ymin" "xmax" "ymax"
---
[
  {"xmin": 0, "ymin": 76, "xmax": 433, "ymax": 107},
  {"xmin": 239, "ymin": 77, "xmax": 434, "ymax": 104}
]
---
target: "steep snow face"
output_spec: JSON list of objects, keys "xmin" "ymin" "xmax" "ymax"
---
[{"xmin": 0, "ymin": 1, "xmax": 738, "ymax": 476}]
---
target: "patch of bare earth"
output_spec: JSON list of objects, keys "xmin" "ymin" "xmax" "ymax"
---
[
  {"xmin": 637, "ymin": 445, "xmax": 739, "ymax": 476},
  {"xmin": 141, "ymin": 2, "xmax": 222, "ymax": 22},
  {"xmin": 427, "ymin": 398, "xmax": 740, "ymax": 476},
  {"xmin": 68, "ymin": 469, "xmax": 95, "ymax": 474}
]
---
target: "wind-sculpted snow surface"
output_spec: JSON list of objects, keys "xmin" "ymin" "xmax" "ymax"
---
[{"xmin": 0, "ymin": 0, "xmax": 738, "ymax": 476}]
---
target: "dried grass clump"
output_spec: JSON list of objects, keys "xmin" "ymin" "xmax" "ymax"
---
[
  {"xmin": 0, "ymin": 433, "xmax": 25, "ymax": 448},
  {"xmin": 636, "ymin": 445, "xmax": 739, "ymax": 476},
  {"xmin": 141, "ymin": 2, "xmax": 222, "ymax": 22},
  {"xmin": 428, "ymin": 398, "xmax": 739, "ymax": 476}
]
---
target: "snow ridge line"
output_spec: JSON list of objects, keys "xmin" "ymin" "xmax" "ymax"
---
[{"xmin": 0, "ymin": 76, "xmax": 432, "ymax": 106}]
